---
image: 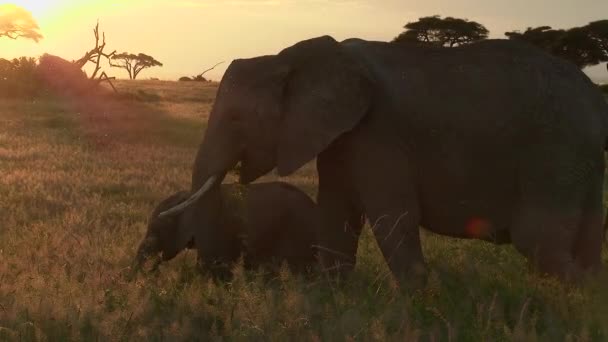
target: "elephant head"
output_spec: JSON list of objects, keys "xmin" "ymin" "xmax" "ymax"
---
[
  {"xmin": 134, "ymin": 191, "xmax": 196, "ymax": 270},
  {"xmin": 160, "ymin": 36, "xmax": 373, "ymax": 217}
]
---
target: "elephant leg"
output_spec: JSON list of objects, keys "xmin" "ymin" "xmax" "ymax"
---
[
  {"xmin": 362, "ymin": 185, "xmax": 425, "ymax": 285},
  {"xmin": 316, "ymin": 151, "xmax": 364, "ymax": 280},
  {"xmin": 512, "ymin": 149, "xmax": 606, "ymax": 282},
  {"xmin": 349, "ymin": 144, "xmax": 425, "ymax": 284},
  {"xmin": 510, "ymin": 190, "xmax": 584, "ymax": 282},
  {"xmin": 573, "ymin": 177, "xmax": 604, "ymax": 273},
  {"xmin": 316, "ymin": 183, "xmax": 364, "ymax": 279},
  {"xmin": 187, "ymin": 198, "xmax": 240, "ymax": 280}
]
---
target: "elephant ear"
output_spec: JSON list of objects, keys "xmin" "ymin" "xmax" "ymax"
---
[{"xmin": 276, "ymin": 36, "xmax": 373, "ymax": 176}]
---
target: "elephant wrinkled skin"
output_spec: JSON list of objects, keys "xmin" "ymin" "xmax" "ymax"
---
[
  {"xmin": 136, "ymin": 182, "xmax": 319, "ymax": 277},
  {"xmin": 175, "ymin": 36, "xmax": 608, "ymax": 283}
]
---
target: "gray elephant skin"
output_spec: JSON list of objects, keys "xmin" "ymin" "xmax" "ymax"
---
[
  {"xmin": 169, "ymin": 36, "xmax": 608, "ymax": 283},
  {"xmin": 136, "ymin": 182, "xmax": 319, "ymax": 276}
]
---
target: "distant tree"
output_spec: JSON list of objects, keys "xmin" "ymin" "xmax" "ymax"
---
[
  {"xmin": 505, "ymin": 26, "xmax": 562, "ymax": 50},
  {"xmin": 586, "ymin": 20, "xmax": 608, "ymax": 72},
  {"xmin": 109, "ymin": 53, "xmax": 162, "ymax": 80},
  {"xmin": 393, "ymin": 15, "xmax": 489, "ymax": 47},
  {"xmin": 194, "ymin": 61, "xmax": 224, "ymax": 81},
  {"xmin": 558, "ymin": 27, "xmax": 606, "ymax": 68},
  {"xmin": 179, "ymin": 61, "xmax": 224, "ymax": 82},
  {"xmin": 506, "ymin": 24, "xmax": 607, "ymax": 69},
  {"xmin": 0, "ymin": 4, "xmax": 43, "ymax": 42}
]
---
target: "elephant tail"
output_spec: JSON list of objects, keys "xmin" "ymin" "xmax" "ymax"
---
[
  {"xmin": 601, "ymin": 97, "xmax": 608, "ymax": 240},
  {"xmin": 604, "ymin": 95, "xmax": 608, "ymax": 151},
  {"xmin": 605, "ymin": 113, "xmax": 608, "ymax": 240}
]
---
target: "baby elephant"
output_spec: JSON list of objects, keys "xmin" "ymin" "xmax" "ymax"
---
[{"xmin": 134, "ymin": 182, "xmax": 320, "ymax": 276}]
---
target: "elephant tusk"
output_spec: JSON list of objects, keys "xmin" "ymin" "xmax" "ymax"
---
[{"xmin": 158, "ymin": 175, "xmax": 219, "ymax": 218}]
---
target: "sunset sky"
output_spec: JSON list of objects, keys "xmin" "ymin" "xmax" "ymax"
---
[{"xmin": 1, "ymin": 0, "xmax": 607, "ymax": 82}]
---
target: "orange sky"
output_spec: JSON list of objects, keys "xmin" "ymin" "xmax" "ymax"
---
[{"xmin": 1, "ymin": 0, "xmax": 607, "ymax": 82}]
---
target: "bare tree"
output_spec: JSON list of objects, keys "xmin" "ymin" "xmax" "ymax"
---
[
  {"xmin": 74, "ymin": 21, "xmax": 116, "ymax": 79},
  {"xmin": 0, "ymin": 4, "xmax": 43, "ymax": 42},
  {"xmin": 73, "ymin": 21, "xmax": 117, "ymax": 91},
  {"xmin": 180, "ymin": 61, "xmax": 225, "ymax": 82},
  {"xmin": 110, "ymin": 53, "xmax": 162, "ymax": 80},
  {"xmin": 195, "ymin": 61, "xmax": 224, "ymax": 81}
]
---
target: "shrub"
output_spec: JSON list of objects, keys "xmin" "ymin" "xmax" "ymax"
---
[
  {"xmin": 0, "ymin": 55, "xmax": 107, "ymax": 99},
  {"xmin": 36, "ymin": 54, "xmax": 91, "ymax": 96},
  {"xmin": 0, "ymin": 57, "xmax": 41, "ymax": 98},
  {"xmin": 178, "ymin": 76, "xmax": 208, "ymax": 82}
]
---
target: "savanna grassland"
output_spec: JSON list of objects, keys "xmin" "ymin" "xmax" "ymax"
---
[{"xmin": 1, "ymin": 80, "xmax": 607, "ymax": 341}]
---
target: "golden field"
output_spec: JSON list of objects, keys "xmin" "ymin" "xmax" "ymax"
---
[{"xmin": 0, "ymin": 79, "xmax": 607, "ymax": 341}]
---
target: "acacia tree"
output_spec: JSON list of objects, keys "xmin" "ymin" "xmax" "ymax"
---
[
  {"xmin": 504, "ymin": 26, "xmax": 562, "ymax": 50},
  {"xmin": 506, "ymin": 24, "xmax": 607, "ymax": 69},
  {"xmin": 587, "ymin": 20, "xmax": 608, "ymax": 72},
  {"xmin": 0, "ymin": 4, "xmax": 43, "ymax": 42},
  {"xmin": 558, "ymin": 27, "xmax": 606, "ymax": 69},
  {"xmin": 110, "ymin": 53, "xmax": 162, "ymax": 79},
  {"xmin": 393, "ymin": 15, "xmax": 489, "ymax": 47}
]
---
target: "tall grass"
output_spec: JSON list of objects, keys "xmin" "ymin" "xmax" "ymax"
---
[{"xmin": 0, "ymin": 81, "xmax": 607, "ymax": 340}]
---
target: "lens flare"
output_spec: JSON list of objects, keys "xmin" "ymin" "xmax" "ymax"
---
[{"xmin": 466, "ymin": 217, "xmax": 491, "ymax": 238}]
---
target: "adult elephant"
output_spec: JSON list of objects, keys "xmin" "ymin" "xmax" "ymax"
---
[{"xmin": 162, "ymin": 36, "xmax": 608, "ymax": 283}]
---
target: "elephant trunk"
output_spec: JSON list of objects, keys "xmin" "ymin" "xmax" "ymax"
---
[
  {"xmin": 160, "ymin": 135, "xmax": 237, "ymax": 218},
  {"xmin": 133, "ymin": 238, "xmax": 161, "ymax": 272}
]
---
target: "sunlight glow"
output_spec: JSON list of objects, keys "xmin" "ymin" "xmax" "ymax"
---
[
  {"xmin": 6, "ymin": 1, "xmax": 57, "ymax": 18},
  {"xmin": 1, "ymin": 0, "xmax": 606, "ymax": 82}
]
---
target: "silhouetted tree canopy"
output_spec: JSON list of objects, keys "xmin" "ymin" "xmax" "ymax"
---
[
  {"xmin": 587, "ymin": 20, "xmax": 608, "ymax": 71},
  {"xmin": 506, "ymin": 23, "xmax": 608, "ymax": 69},
  {"xmin": 559, "ymin": 27, "xmax": 606, "ymax": 68},
  {"xmin": 505, "ymin": 26, "xmax": 562, "ymax": 50},
  {"xmin": 0, "ymin": 4, "xmax": 43, "ymax": 42},
  {"xmin": 393, "ymin": 15, "xmax": 489, "ymax": 47},
  {"xmin": 110, "ymin": 53, "xmax": 162, "ymax": 80}
]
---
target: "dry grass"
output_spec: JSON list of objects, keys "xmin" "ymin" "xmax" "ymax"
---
[{"xmin": 0, "ymin": 80, "xmax": 607, "ymax": 341}]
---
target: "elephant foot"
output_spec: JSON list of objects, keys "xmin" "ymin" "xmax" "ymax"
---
[
  {"xmin": 524, "ymin": 254, "xmax": 585, "ymax": 286},
  {"xmin": 392, "ymin": 261, "xmax": 428, "ymax": 292}
]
